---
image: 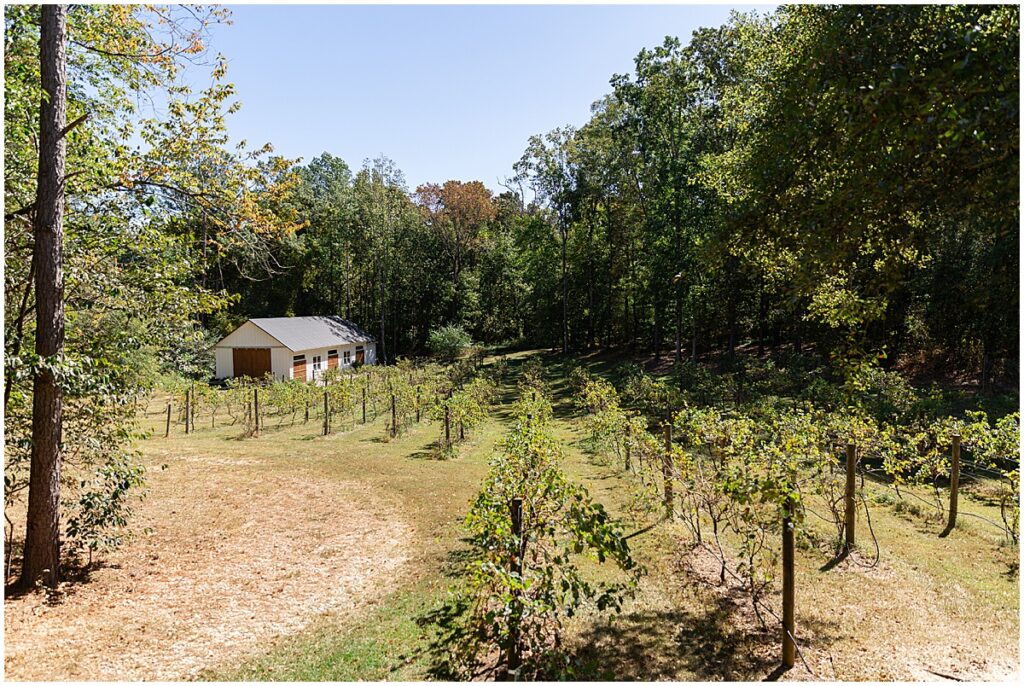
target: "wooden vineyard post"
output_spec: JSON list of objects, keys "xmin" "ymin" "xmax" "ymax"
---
[
  {"xmin": 253, "ymin": 388, "xmax": 260, "ymax": 437},
  {"xmin": 184, "ymin": 388, "xmax": 191, "ymax": 435},
  {"xmin": 444, "ymin": 403, "xmax": 451, "ymax": 449},
  {"xmin": 845, "ymin": 442, "xmax": 857, "ymax": 551},
  {"xmin": 662, "ymin": 422, "xmax": 674, "ymax": 519},
  {"xmin": 323, "ymin": 390, "xmax": 330, "ymax": 436},
  {"xmin": 190, "ymin": 384, "xmax": 196, "ymax": 434},
  {"xmin": 624, "ymin": 422, "xmax": 632, "ymax": 472},
  {"xmin": 782, "ymin": 499, "xmax": 796, "ymax": 669},
  {"xmin": 509, "ymin": 496, "xmax": 524, "ymax": 676},
  {"xmin": 362, "ymin": 387, "xmax": 367, "ymax": 424},
  {"xmin": 165, "ymin": 402, "xmax": 171, "ymax": 438},
  {"xmin": 304, "ymin": 400, "xmax": 309, "ymax": 424},
  {"xmin": 943, "ymin": 434, "xmax": 962, "ymax": 537},
  {"xmin": 390, "ymin": 393, "xmax": 397, "ymax": 438},
  {"xmin": 416, "ymin": 386, "xmax": 421, "ymax": 423}
]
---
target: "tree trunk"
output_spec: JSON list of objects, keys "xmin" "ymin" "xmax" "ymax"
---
[
  {"xmin": 674, "ymin": 291, "xmax": 683, "ymax": 364},
  {"xmin": 19, "ymin": 3, "xmax": 67, "ymax": 591},
  {"xmin": 727, "ymin": 294, "xmax": 737, "ymax": 363},
  {"xmin": 691, "ymin": 316, "xmax": 697, "ymax": 362},
  {"xmin": 758, "ymin": 279, "xmax": 767, "ymax": 358},
  {"xmin": 378, "ymin": 263, "xmax": 387, "ymax": 365},
  {"xmin": 653, "ymin": 301, "xmax": 661, "ymax": 363},
  {"xmin": 560, "ymin": 226, "xmax": 568, "ymax": 355}
]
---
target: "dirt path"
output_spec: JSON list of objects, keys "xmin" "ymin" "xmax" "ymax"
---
[{"xmin": 4, "ymin": 450, "xmax": 412, "ymax": 681}]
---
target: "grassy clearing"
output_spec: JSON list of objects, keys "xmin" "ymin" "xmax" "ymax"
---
[
  {"xmin": 5, "ymin": 350, "xmax": 1017, "ymax": 680},
  {"xmin": 205, "ymin": 350, "xmax": 1018, "ymax": 681}
]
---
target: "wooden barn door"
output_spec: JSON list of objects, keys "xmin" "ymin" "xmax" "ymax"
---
[
  {"xmin": 327, "ymin": 350, "xmax": 339, "ymax": 370},
  {"xmin": 233, "ymin": 348, "xmax": 272, "ymax": 379},
  {"xmin": 355, "ymin": 346, "xmax": 365, "ymax": 364}
]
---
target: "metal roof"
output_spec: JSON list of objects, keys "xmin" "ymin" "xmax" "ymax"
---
[{"xmin": 248, "ymin": 316, "xmax": 375, "ymax": 352}]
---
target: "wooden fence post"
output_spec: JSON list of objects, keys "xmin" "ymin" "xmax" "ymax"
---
[
  {"xmin": 323, "ymin": 390, "xmax": 330, "ymax": 436},
  {"xmin": 165, "ymin": 402, "xmax": 171, "ymax": 438},
  {"xmin": 782, "ymin": 499, "xmax": 796, "ymax": 669},
  {"xmin": 509, "ymin": 496, "xmax": 524, "ymax": 676},
  {"xmin": 362, "ymin": 386, "xmax": 367, "ymax": 424},
  {"xmin": 253, "ymin": 388, "xmax": 260, "ymax": 437},
  {"xmin": 624, "ymin": 422, "xmax": 632, "ymax": 472},
  {"xmin": 943, "ymin": 434, "xmax": 962, "ymax": 536},
  {"xmin": 845, "ymin": 442, "xmax": 857, "ymax": 551},
  {"xmin": 444, "ymin": 404, "xmax": 451, "ymax": 448},
  {"xmin": 391, "ymin": 393, "xmax": 397, "ymax": 438},
  {"xmin": 416, "ymin": 386, "xmax": 421, "ymax": 423},
  {"xmin": 663, "ymin": 422, "xmax": 674, "ymax": 519},
  {"xmin": 190, "ymin": 384, "xmax": 196, "ymax": 434},
  {"xmin": 184, "ymin": 388, "xmax": 191, "ymax": 435}
]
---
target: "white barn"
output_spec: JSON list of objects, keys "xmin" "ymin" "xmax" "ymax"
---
[{"xmin": 214, "ymin": 316, "xmax": 377, "ymax": 381}]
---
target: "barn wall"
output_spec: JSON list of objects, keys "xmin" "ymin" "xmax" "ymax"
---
[
  {"xmin": 272, "ymin": 348, "xmax": 293, "ymax": 382},
  {"xmin": 215, "ymin": 348, "xmax": 233, "ymax": 379},
  {"xmin": 219, "ymin": 321, "xmax": 283, "ymax": 348},
  {"xmin": 289, "ymin": 342, "xmax": 377, "ymax": 382}
]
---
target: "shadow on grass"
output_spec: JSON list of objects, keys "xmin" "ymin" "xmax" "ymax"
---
[
  {"xmin": 4, "ymin": 556, "xmax": 121, "ymax": 603},
  {"xmin": 568, "ymin": 591, "xmax": 778, "ymax": 680}
]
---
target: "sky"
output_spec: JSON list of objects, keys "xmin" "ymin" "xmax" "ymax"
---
[{"xmin": 202, "ymin": 4, "xmax": 772, "ymax": 191}]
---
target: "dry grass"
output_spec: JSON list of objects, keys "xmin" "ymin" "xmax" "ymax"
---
[
  {"xmin": 4, "ymin": 431, "xmax": 413, "ymax": 680},
  {"xmin": 4, "ymin": 354, "xmax": 1019, "ymax": 681}
]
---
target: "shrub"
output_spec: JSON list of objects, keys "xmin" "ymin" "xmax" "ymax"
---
[{"xmin": 428, "ymin": 325, "xmax": 473, "ymax": 361}]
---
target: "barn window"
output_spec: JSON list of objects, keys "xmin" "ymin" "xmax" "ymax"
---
[
  {"xmin": 312, "ymin": 354, "xmax": 322, "ymax": 378},
  {"xmin": 328, "ymin": 349, "xmax": 338, "ymax": 357},
  {"xmin": 343, "ymin": 350, "xmax": 351, "ymax": 365},
  {"xmin": 292, "ymin": 355, "xmax": 305, "ymax": 363}
]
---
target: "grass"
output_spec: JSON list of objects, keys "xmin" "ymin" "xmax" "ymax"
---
[
  {"xmin": 202, "ymin": 350, "xmax": 1018, "ymax": 681},
  {"xmin": 7, "ymin": 349, "xmax": 1017, "ymax": 680}
]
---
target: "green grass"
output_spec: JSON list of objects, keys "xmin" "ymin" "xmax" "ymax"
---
[
  {"xmin": 208, "ymin": 584, "xmax": 441, "ymax": 681},
  {"xmin": 133, "ymin": 350, "xmax": 1018, "ymax": 681}
]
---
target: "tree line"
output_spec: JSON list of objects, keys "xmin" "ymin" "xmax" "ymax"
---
[
  {"xmin": 232, "ymin": 4, "xmax": 1017, "ymax": 389},
  {"xmin": 3, "ymin": 4, "xmax": 1018, "ymax": 589}
]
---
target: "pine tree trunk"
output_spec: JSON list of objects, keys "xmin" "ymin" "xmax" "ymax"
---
[{"xmin": 19, "ymin": 3, "xmax": 67, "ymax": 591}]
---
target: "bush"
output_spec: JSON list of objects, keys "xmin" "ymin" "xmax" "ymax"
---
[{"xmin": 427, "ymin": 325, "xmax": 473, "ymax": 361}]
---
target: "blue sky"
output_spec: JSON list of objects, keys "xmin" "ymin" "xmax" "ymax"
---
[{"xmin": 204, "ymin": 4, "xmax": 771, "ymax": 191}]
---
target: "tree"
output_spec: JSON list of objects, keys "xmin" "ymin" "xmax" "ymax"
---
[
  {"xmin": 5, "ymin": 4, "xmax": 298, "ymax": 583},
  {"xmin": 19, "ymin": 3, "xmax": 68, "ymax": 590},
  {"xmin": 514, "ymin": 128, "xmax": 579, "ymax": 355},
  {"xmin": 414, "ymin": 180, "xmax": 496, "ymax": 326}
]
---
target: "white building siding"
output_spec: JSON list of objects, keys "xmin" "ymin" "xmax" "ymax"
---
[
  {"xmin": 214, "ymin": 348, "xmax": 234, "ymax": 378},
  {"xmin": 218, "ymin": 321, "xmax": 284, "ymax": 348},
  {"xmin": 271, "ymin": 347, "xmax": 293, "ymax": 382},
  {"xmin": 214, "ymin": 319, "xmax": 376, "ymax": 381},
  {"xmin": 289, "ymin": 342, "xmax": 376, "ymax": 382}
]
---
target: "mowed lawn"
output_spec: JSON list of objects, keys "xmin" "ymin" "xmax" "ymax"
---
[{"xmin": 4, "ymin": 350, "xmax": 1019, "ymax": 681}]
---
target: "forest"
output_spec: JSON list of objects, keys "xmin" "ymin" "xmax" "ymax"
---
[{"xmin": 2, "ymin": 2, "xmax": 1020, "ymax": 681}]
